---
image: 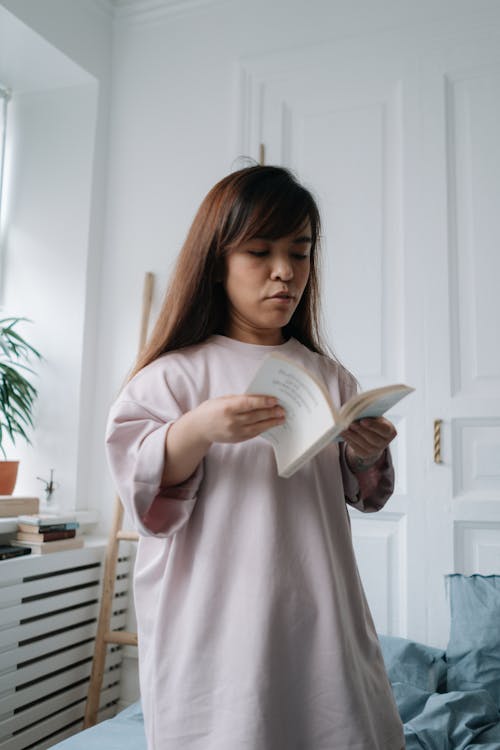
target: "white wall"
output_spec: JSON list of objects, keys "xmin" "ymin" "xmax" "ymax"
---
[
  {"xmin": 3, "ymin": 83, "xmax": 97, "ymax": 503},
  {"xmin": 0, "ymin": 1, "xmax": 112, "ymax": 509}
]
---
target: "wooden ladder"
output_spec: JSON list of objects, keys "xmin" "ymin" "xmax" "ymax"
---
[{"xmin": 83, "ymin": 272, "xmax": 154, "ymax": 728}]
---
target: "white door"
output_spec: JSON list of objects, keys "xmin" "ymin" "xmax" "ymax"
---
[
  {"xmin": 235, "ymin": 11, "xmax": 500, "ymax": 648},
  {"xmin": 419, "ymin": 26, "xmax": 500, "ymax": 646}
]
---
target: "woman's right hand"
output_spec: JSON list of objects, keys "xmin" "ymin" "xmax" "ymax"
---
[
  {"xmin": 193, "ymin": 394, "xmax": 286, "ymax": 445},
  {"xmin": 162, "ymin": 395, "xmax": 285, "ymax": 488}
]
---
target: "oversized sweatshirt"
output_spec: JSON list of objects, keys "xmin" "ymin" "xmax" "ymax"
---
[{"xmin": 106, "ymin": 334, "xmax": 404, "ymax": 750}]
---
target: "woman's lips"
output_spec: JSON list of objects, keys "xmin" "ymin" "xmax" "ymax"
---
[{"xmin": 266, "ymin": 294, "xmax": 295, "ymax": 305}]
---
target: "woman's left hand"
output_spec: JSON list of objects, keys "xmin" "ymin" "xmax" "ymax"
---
[{"xmin": 342, "ymin": 417, "xmax": 397, "ymax": 473}]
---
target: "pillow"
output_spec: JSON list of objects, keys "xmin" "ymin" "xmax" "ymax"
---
[
  {"xmin": 378, "ymin": 634, "xmax": 447, "ymax": 692},
  {"xmin": 446, "ymin": 574, "xmax": 500, "ymax": 704}
]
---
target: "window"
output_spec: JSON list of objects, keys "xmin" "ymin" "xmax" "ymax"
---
[{"xmin": 0, "ymin": 85, "xmax": 10, "ymax": 222}]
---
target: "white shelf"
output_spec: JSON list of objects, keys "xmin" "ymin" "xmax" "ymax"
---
[{"xmin": 0, "ymin": 517, "xmax": 17, "ymax": 534}]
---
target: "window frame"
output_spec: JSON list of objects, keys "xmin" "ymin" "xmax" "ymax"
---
[{"xmin": 0, "ymin": 86, "xmax": 11, "ymax": 223}]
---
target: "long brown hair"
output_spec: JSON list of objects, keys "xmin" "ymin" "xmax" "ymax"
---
[{"xmin": 130, "ymin": 165, "xmax": 333, "ymax": 379}]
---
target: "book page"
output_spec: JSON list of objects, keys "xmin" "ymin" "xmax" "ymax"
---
[
  {"xmin": 338, "ymin": 384, "xmax": 414, "ymax": 425},
  {"xmin": 246, "ymin": 354, "xmax": 336, "ymax": 476}
]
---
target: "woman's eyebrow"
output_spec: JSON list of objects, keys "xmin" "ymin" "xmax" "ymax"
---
[{"xmin": 251, "ymin": 235, "xmax": 312, "ymax": 243}]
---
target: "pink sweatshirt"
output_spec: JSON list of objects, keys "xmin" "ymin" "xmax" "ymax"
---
[{"xmin": 106, "ymin": 335, "xmax": 404, "ymax": 750}]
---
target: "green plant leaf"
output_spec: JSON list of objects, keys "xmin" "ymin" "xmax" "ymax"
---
[{"xmin": 0, "ymin": 318, "xmax": 40, "ymax": 451}]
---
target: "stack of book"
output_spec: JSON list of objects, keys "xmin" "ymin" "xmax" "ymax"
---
[
  {"xmin": 10, "ymin": 514, "xmax": 83, "ymax": 555},
  {"xmin": 0, "ymin": 498, "xmax": 41, "ymax": 560},
  {"xmin": 0, "ymin": 496, "xmax": 40, "ymax": 517},
  {"xmin": 0, "ymin": 544, "xmax": 32, "ymax": 560}
]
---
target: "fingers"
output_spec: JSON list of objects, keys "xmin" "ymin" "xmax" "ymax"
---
[
  {"xmin": 342, "ymin": 432, "xmax": 379, "ymax": 459},
  {"xmin": 197, "ymin": 395, "xmax": 286, "ymax": 445},
  {"xmin": 342, "ymin": 417, "xmax": 396, "ymax": 458},
  {"xmin": 359, "ymin": 416, "xmax": 396, "ymax": 440},
  {"xmin": 345, "ymin": 417, "xmax": 396, "ymax": 442},
  {"xmin": 241, "ymin": 414, "xmax": 287, "ymax": 438},
  {"xmin": 220, "ymin": 394, "xmax": 286, "ymax": 438},
  {"xmin": 242, "ymin": 406, "xmax": 286, "ymax": 425},
  {"xmin": 228, "ymin": 394, "xmax": 287, "ymax": 426},
  {"xmin": 234, "ymin": 394, "xmax": 280, "ymax": 413}
]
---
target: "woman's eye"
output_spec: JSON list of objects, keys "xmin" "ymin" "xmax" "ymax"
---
[{"xmin": 246, "ymin": 249, "xmax": 309, "ymax": 259}]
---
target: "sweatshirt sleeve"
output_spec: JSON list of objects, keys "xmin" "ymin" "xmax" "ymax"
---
[
  {"xmin": 336, "ymin": 363, "xmax": 395, "ymax": 513},
  {"xmin": 105, "ymin": 364, "xmax": 204, "ymax": 538},
  {"xmin": 339, "ymin": 444, "xmax": 395, "ymax": 512}
]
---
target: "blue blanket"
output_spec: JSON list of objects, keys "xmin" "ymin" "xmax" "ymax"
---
[
  {"xmin": 379, "ymin": 635, "xmax": 500, "ymax": 749},
  {"xmin": 380, "ymin": 575, "xmax": 500, "ymax": 749}
]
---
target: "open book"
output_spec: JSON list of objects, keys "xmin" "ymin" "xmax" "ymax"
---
[{"xmin": 246, "ymin": 353, "xmax": 414, "ymax": 478}]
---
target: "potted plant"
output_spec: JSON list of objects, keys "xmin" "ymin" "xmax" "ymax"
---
[{"xmin": 0, "ymin": 317, "xmax": 41, "ymax": 494}]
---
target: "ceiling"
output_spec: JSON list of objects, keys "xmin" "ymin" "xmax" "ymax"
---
[{"xmin": 102, "ymin": 0, "xmax": 223, "ymax": 20}]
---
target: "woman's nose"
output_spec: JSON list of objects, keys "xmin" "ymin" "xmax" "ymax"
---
[{"xmin": 270, "ymin": 258, "xmax": 293, "ymax": 281}]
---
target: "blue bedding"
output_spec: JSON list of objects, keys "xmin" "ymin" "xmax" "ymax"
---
[
  {"xmin": 50, "ymin": 701, "xmax": 147, "ymax": 749},
  {"xmin": 381, "ymin": 575, "xmax": 500, "ymax": 749},
  {"xmin": 51, "ymin": 575, "xmax": 500, "ymax": 749},
  {"xmin": 379, "ymin": 636, "xmax": 500, "ymax": 749}
]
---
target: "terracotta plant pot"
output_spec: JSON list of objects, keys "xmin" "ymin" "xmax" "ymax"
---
[{"xmin": 0, "ymin": 461, "xmax": 19, "ymax": 495}]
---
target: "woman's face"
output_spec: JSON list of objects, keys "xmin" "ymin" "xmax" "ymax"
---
[{"xmin": 222, "ymin": 221, "xmax": 312, "ymax": 345}]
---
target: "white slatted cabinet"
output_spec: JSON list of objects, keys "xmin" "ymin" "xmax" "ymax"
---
[{"xmin": 0, "ymin": 540, "xmax": 132, "ymax": 750}]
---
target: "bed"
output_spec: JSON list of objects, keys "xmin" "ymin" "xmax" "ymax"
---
[{"xmin": 50, "ymin": 574, "xmax": 500, "ymax": 750}]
